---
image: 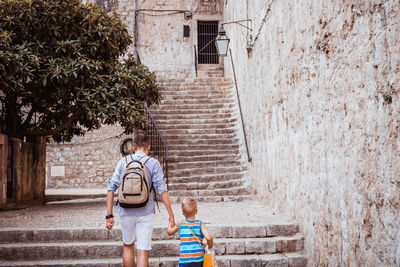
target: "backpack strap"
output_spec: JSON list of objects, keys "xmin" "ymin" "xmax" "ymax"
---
[
  {"xmin": 139, "ymin": 155, "xmax": 161, "ymax": 212},
  {"xmin": 139, "ymin": 155, "xmax": 150, "ymax": 165}
]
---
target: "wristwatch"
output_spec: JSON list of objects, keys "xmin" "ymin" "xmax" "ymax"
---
[{"xmin": 105, "ymin": 214, "xmax": 114, "ymax": 219}]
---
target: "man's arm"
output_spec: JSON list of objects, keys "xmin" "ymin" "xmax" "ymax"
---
[
  {"xmin": 105, "ymin": 158, "xmax": 124, "ymax": 230},
  {"xmin": 105, "ymin": 190, "xmax": 114, "ymax": 229},
  {"xmin": 161, "ymin": 191, "xmax": 175, "ymax": 227},
  {"xmin": 151, "ymin": 160, "xmax": 175, "ymax": 227}
]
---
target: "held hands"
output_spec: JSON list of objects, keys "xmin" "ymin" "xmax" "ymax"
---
[
  {"xmin": 167, "ymin": 217, "xmax": 178, "ymax": 236},
  {"xmin": 106, "ymin": 218, "xmax": 114, "ymax": 230}
]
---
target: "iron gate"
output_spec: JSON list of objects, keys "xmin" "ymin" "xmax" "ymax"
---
[{"xmin": 197, "ymin": 21, "xmax": 219, "ymax": 64}]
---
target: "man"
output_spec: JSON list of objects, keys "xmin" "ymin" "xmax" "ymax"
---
[{"xmin": 106, "ymin": 133, "xmax": 175, "ymax": 267}]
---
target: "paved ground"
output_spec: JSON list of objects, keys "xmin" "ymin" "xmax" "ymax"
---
[{"xmin": 0, "ymin": 199, "xmax": 292, "ymax": 229}]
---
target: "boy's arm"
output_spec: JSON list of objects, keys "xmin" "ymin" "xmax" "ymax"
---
[
  {"xmin": 167, "ymin": 221, "xmax": 180, "ymax": 235},
  {"xmin": 201, "ymin": 223, "xmax": 213, "ymax": 249}
]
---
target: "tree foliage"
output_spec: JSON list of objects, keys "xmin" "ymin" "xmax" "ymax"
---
[{"xmin": 0, "ymin": 0, "xmax": 160, "ymax": 142}]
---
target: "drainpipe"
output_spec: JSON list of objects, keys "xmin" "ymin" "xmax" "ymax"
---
[{"xmin": 135, "ymin": 0, "xmax": 140, "ymax": 62}]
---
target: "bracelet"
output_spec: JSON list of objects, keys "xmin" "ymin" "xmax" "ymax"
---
[{"xmin": 105, "ymin": 214, "xmax": 114, "ymax": 219}]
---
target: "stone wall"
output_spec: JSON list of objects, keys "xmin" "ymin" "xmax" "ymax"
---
[
  {"xmin": 112, "ymin": 0, "xmax": 223, "ymax": 79},
  {"xmin": 224, "ymin": 0, "xmax": 400, "ymax": 265},
  {"xmin": 46, "ymin": 125, "xmax": 129, "ymax": 189}
]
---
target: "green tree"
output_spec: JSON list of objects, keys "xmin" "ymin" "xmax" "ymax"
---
[{"xmin": 0, "ymin": 0, "xmax": 160, "ymax": 142}]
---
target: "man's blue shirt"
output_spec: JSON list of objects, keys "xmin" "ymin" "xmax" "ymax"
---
[{"xmin": 107, "ymin": 151, "xmax": 167, "ymax": 216}]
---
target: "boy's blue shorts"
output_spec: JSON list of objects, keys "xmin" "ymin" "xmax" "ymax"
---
[{"xmin": 179, "ymin": 262, "xmax": 203, "ymax": 267}]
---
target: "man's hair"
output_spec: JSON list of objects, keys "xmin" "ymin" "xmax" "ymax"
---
[
  {"xmin": 181, "ymin": 197, "xmax": 197, "ymax": 218},
  {"xmin": 133, "ymin": 132, "xmax": 150, "ymax": 149},
  {"xmin": 120, "ymin": 137, "xmax": 134, "ymax": 156}
]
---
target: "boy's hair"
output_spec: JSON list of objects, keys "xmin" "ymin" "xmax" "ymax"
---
[
  {"xmin": 133, "ymin": 133, "xmax": 150, "ymax": 149},
  {"xmin": 120, "ymin": 138, "xmax": 134, "ymax": 156},
  {"xmin": 181, "ymin": 197, "xmax": 197, "ymax": 218}
]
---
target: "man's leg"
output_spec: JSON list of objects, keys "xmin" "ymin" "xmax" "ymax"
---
[
  {"xmin": 120, "ymin": 216, "xmax": 137, "ymax": 267},
  {"xmin": 135, "ymin": 213, "xmax": 154, "ymax": 267},
  {"xmin": 123, "ymin": 243, "xmax": 135, "ymax": 267},
  {"xmin": 136, "ymin": 249, "xmax": 149, "ymax": 267}
]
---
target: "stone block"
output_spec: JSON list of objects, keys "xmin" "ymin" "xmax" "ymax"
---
[
  {"xmin": 230, "ymin": 255, "xmax": 263, "ymax": 267},
  {"xmin": 285, "ymin": 253, "xmax": 307, "ymax": 267},
  {"xmin": 232, "ymin": 225, "xmax": 267, "ymax": 238},
  {"xmin": 266, "ymin": 224, "xmax": 299, "ymax": 237},
  {"xmin": 213, "ymin": 239, "xmax": 226, "ymax": 255},
  {"xmin": 245, "ymin": 238, "xmax": 276, "ymax": 254},
  {"xmin": 208, "ymin": 225, "xmax": 232, "ymax": 238},
  {"xmin": 259, "ymin": 254, "xmax": 289, "ymax": 267},
  {"xmin": 216, "ymin": 257, "xmax": 230, "ymax": 267},
  {"xmin": 226, "ymin": 239, "xmax": 245, "ymax": 254}
]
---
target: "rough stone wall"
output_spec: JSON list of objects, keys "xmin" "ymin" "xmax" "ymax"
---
[
  {"xmin": 115, "ymin": 0, "xmax": 223, "ymax": 79},
  {"xmin": 224, "ymin": 0, "xmax": 400, "ymax": 266},
  {"xmin": 46, "ymin": 125, "xmax": 129, "ymax": 189}
]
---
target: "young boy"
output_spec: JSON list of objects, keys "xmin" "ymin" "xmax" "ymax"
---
[{"xmin": 167, "ymin": 197, "xmax": 213, "ymax": 267}]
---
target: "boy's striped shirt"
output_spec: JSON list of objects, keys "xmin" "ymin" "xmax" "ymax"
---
[{"xmin": 179, "ymin": 219, "xmax": 204, "ymax": 263}]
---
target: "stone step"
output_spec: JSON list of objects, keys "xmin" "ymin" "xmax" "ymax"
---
[
  {"xmin": 168, "ymin": 186, "xmax": 250, "ymax": 197},
  {"xmin": 154, "ymin": 117, "xmax": 238, "ymax": 126},
  {"xmin": 0, "ymin": 252, "xmax": 307, "ymax": 267},
  {"xmin": 168, "ymin": 172, "xmax": 246, "ymax": 184},
  {"xmin": 154, "ymin": 102, "xmax": 236, "ymax": 111},
  {"xmin": 168, "ymin": 177, "xmax": 246, "ymax": 190},
  {"xmin": 151, "ymin": 107, "xmax": 236, "ymax": 115},
  {"xmin": 168, "ymin": 153, "xmax": 241, "ymax": 163},
  {"xmin": 161, "ymin": 129, "xmax": 237, "ymax": 136},
  {"xmin": 157, "ymin": 122, "xmax": 237, "ymax": 130},
  {"xmin": 170, "ymin": 194, "xmax": 253, "ymax": 203},
  {"xmin": 167, "ymin": 143, "xmax": 239, "ymax": 152},
  {"xmin": 0, "ymin": 233, "xmax": 304, "ymax": 260},
  {"xmin": 168, "ymin": 159, "xmax": 241, "ymax": 170},
  {"xmin": 165, "ymin": 138, "xmax": 239, "ymax": 147},
  {"xmin": 159, "ymin": 97, "xmax": 235, "ymax": 106},
  {"xmin": 160, "ymin": 82, "xmax": 232, "ymax": 88},
  {"xmin": 0, "ymin": 224, "xmax": 300, "ymax": 244},
  {"xmin": 159, "ymin": 93, "xmax": 235, "ymax": 101},
  {"xmin": 151, "ymin": 112, "xmax": 237, "ymax": 121},
  {"xmin": 160, "ymin": 89, "xmax": 232, "ymax": 96},
  {"xmin": 169, "ymin": 165, "xmax": 245, "ymax": 178},
  {"xmin": 168, "ymin": 149, "xmax": 241, "ymax": 158}
]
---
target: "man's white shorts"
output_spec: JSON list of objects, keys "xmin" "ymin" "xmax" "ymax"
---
[{"xmin": 120, "ymin": 213, "xmax": 154, "ymax": 250}]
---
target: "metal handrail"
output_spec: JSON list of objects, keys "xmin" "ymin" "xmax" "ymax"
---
[
  {"xmin": 229, "ymin": 49, "xmax": 252, "ymax": 162},
  {"xmin": 144, "ymin": 105, "xmax": 169, "ymax": 187}
]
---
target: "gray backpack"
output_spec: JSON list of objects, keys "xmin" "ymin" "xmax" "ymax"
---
[{"xmin": 118, "ymin": 155, "xmax": 152, "ymax": 208}]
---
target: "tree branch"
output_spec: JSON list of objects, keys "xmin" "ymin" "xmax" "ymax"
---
[
  {"xmin": 22, "ymin": 107, "xmax": 36, "ymax": 127},
  {"xmin": 16, "ymin": 109, "xmax": 84, "ymax": 137}
]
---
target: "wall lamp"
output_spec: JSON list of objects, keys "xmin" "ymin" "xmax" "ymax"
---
[{"xmin": 215, "ymin": 19, "xmax": 252, "ymax": 56}]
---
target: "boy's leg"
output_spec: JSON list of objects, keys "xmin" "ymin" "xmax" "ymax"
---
[{"xmin": 123, "ymin": 243, "xmax": 135, "ymax": 267}]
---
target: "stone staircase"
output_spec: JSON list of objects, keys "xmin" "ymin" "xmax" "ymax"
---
[
  {"xmin": 0, "ymin": 223, "xmax": 307, "ymax": 266},
  {"xmin": 152, "ymin": 73, "xmax": 251, "ymax": 203}
]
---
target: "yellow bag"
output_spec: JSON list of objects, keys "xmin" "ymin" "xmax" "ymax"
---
[{"xmin": 203, "ymin": 250, "xmax": 215, "ymax": 267}]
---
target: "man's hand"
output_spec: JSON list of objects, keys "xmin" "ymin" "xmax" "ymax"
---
[
  {"xmin": 106, "ymin": 218, "xmax": 114, "ymax": 230},
  {"xmin": 169, "ymin": 216, "xmax": 175, "ymax": 228}
]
